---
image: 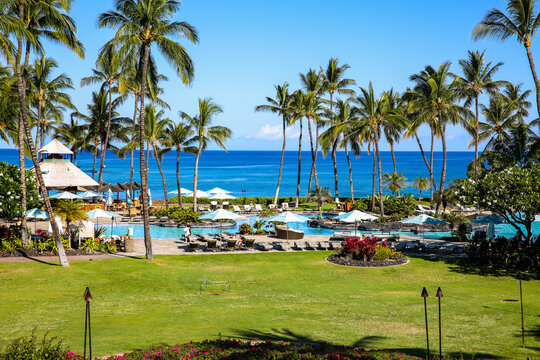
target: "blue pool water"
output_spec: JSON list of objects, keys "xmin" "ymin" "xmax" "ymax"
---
[{"xmin": 103, "ymin": 217, "xmax": 540, "ymax": 240}]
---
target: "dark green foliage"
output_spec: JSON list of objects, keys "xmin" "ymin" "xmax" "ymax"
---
[
  {"xmin": 0, "ymin": 330, "xmax": 67, "ymax": 360},
  {"xmin": 451, "ymin": 223, "xmax": 471, "ymax": 242},
  {"xmin": 154, "ymin": 207, "xmax": 201, "ymax": 223},
  {"xmin": 0, "ymin": 162, "xmax": 42, "ymax": 220},
  {"xmin": 238, "ymin": 223, "xmax": 253, "ymax": 235},
  {"xmin": 352, "ymin": 196, "xmax": 415, "ymax": 219},
  {"xmin": 170, "ymin": 196, "xmax": 309, "ymax": 206}
]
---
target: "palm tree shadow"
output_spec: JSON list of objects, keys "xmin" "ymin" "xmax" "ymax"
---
[{"xmin": 15, "ymin": 250, "xmax": 60, "ymax": 266}]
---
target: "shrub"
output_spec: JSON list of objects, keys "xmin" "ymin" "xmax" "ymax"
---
[
  {"xmin": 337, "ymin": 237, "xmax": 403, "ymax": 262},
  {"xmin": 81, "ymin": 238, "xmax": 99, "ymax": 253},
  {"xmin": 373, "ymin": 244, "xmax": 392, "ymax": 260},
  {"xmin": 154, "ymin": 207, "xmax": 201, "ymax": 223},
  {"xmin": 0, "ymin": 162, "xmax": 42, "ymax": 220},
  {"xmin": 238, "ymin": 223, "xmax": 253, "ymax": 235},
  {"xmin": 0, "ymin": 330, "xmax": 67, "ymax": 360},
  {"xmin": 451, "ymin": 223, "xmax": 470, "ymax": 242},
  {"xmin": 255, "ymin": 229, "xmax": 266, "ymax": 234}
]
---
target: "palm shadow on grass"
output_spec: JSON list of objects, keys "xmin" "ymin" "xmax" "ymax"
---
[
  {"xmin": 229, "ymin": 328, "xmax": 503, "ymax": 359},
  {"xmin": 407, "ymin": 255, "xmax": 539, "ymax": 279}
]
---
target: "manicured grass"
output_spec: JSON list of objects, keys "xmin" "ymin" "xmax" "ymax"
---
[{"xmin": 0, "ymin": 253, "xmax": 538, "ymax": 359}]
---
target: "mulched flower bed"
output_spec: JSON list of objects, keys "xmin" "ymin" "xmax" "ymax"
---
[
  {"xmin": 64, "ymin": 339, "xmax": 419, "ymax": 360},
  {"xmin": 327, "ymin": 254, "xmax": 408, "ymax": 267}
]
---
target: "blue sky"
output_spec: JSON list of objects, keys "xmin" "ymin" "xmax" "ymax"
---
[{"xmin": 2, "ymin": 0, "xmax": 536, "ymax": 150}]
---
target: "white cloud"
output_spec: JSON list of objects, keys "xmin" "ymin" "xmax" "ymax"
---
[{"xmin": 246, "ymin": 124, "xmax": 300, "ymax": 141}]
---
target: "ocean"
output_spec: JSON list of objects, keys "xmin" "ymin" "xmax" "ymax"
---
[{"xmin": 0, "ymin": 149, "xmax": 474, "ymax": 199}]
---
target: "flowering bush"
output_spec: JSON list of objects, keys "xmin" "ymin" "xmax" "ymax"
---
[
  {"xmin": 0, "ymin": 161, "xmax": 42, "ymax": 220},
  {"xmin": 337, "ymin": 237, "xmax": 402, "ymax": 262},
  {"xmin": 99, "ymin": 339, "xmax": 419, "ymax": 360}
]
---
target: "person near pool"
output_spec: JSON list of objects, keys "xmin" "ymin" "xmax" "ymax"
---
[{"xmin": 183, "ymin": 222, "xmax": 192, "ymax": 242}]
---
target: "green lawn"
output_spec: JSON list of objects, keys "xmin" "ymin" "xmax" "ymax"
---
[{"xmin": 0, "ymin": 253, "xmax": 538, "ymax": 359}]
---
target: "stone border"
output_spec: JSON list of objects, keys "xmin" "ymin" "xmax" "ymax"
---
[{"xmin": 325, "ymin": 255, "xmax": 409, "ymax": 268}]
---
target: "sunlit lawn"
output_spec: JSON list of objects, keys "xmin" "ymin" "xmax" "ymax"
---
[{"xmin": 0, "ymin": 252, "xmax": 538, "ymax": 359}]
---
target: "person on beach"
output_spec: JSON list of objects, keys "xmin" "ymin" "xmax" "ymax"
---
[{"xmin": 183, "ymin": 223, "xmax": 192, "ymax": 242}]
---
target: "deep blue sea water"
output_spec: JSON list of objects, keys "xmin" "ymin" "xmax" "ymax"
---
[{"xmin": 1, "ymin": 149, "xmax": 473, "ymax": 198}]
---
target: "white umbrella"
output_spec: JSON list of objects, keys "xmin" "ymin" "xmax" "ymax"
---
[
  {"xmin": 79, "ymin": 191, "xmax": 100, "ymax": 198},
  {"xmin": 400, "ymin": 214, "xmax": 447, "ymax": 242},
  {"xmin": 147, "ymin": 188, "xmax": 152, "ymax": 206},
  {"xmin": 185, "ymin": 190, "xmax": 210, "ymax": 198},
  {"xmin": 207, "ymin": 187, "xmax": 231, "ymax": 194},
  {"xmin": 335, "ymin": 210, "xmax": 378, "ymax": 236},
  {"xmin": 199, "ymin": 209, "xmax": 246, "ymax": 239},
  {"xmin": 209, "ymin": 193, "xmax": 236, "ymax": 200},
  {"xmin": 50, "ymin": 191, "xmax": 82, "ymax": 200},
  {"xmin": 86, "ymin": 209, "xmax": 121, "ymax": 237},
  {"xmin": 265, "ymin": 212, "xmax": 309, "ymax": 242},
  {"xmin": 106, "ymin": 189, "xmax": 113, "ymax": 208},
  {"xmin": 168, "ymin": 188, "xmax": 192, "ymax": 195}
]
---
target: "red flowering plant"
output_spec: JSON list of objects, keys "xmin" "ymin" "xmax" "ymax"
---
[{"xmin": 340, "ymin": 236, "xmax": 379, "ymax": 261}]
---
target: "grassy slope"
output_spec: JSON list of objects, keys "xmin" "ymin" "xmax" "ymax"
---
[{"xmin": 0, "ymin": 253, "xmax": 538, "ymax": 359}]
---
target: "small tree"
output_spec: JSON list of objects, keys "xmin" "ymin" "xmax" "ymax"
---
[
  {"xmin": 54, "ymin": 200, "xmax": 88, "ymax": 246},
  {"xmin": 0, "ymin": 162, "xmax": 41, "ymax": 221},
  {"xmin": 383, "ymin": 171, "xmax": 408, "ymax": 196},
  {"xmin": 308, "ymin": 187, "xmax": 331, "ymax": 219},
  {"xmin": 412, "ymin": 176, "xmax": 430, "ymax": 200},
  {"xmin": 456, "ymin": 163, "xmax": 540, "ymax": 244}
]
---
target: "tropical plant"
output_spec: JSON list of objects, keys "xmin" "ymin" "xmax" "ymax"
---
[
  {"xmin": 289, "ymin": 90, "xmax": 306, "ymax": 208},
  {"xmin": 474, "ymin": 0, "xmax": 540, "ymax": 117},
  {"xmin": 99, "ymin": 0, "xmax": 198, "ymax": 260},
  {"xmin": 54, "ymin": 115, "xmax": 87, "ymax": 165},
  {"xmin": 477, "ymin": 94, "xmax": 520, "ymax": 151},
  {"xmin": 412, "ymin": 176, "xmax": 430, "ymax": 199},
  {"xmin": 0, "ymin": 161, "xmax": 41, "ymax": 220},
  {"xmin": 54, "ymin": 200, "xmax": 88, "ymax": 245},
  {"xmin": 501, "ymin": 82, "xmax": 532, "ymax": 123},
  {"xmin": 255, "ymin": 83, "xmax": 293, "ymax": 206},
  {"xmin": 10, "ymin": 0, "xmax": 85, "ymax": 267},
  {"xmin": 321, "ymin": 58, "xmax": 356, "ymax": 202},
  {"xmin": 407, "ymin": 63, "xmax": 472, "ymax": 214},
  {"xmin": 383, "ymin": 89, "xmax": 405, "ymax": 173},
  {"xmin": 383, "ymin": 171, "xmax": 408, "ymax": 196},
  {"xmin": 455, "ymin": 50, "xmax": 506, "ymax": 180},
  {"xmin": 181, "ymin": 98, "xmax": 231, "ymax": 211},
  {"xmin": 164, "ymin": 122, "xmax": 196, "ymax": 207},
  {"xmin": 28, "ymin": 56, "xmax": 75, "ymax": 150},
  {"xmin": 308, "ymin": 186, "xmax": 331, "ymax": 219}
]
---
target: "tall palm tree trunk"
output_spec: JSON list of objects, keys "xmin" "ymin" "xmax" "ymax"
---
[
  {"xmin": 306, "ymin": 117, "xmax": 319, "ymax": 193},
  {"xmin": 153, "ymin": 147, "xmax": 168, "ymax": 208},
  {"xmin": 414, "ymin": 133, "xmax": 437, "ymax": 195},
  {"xmin": 138, "ymin": 43, "xmax": 152, "ymax": 260},
  {"xmin": 36, "ymin": 100, "xmax": 42, "ymax": 150},
  {"xmin": 436, "ymin": 122, "xmax": 447, "ymax": 215},
  {"xmin": 18, "ymin": 114, "xmax": 28, "ymax": 245},
  {"xmin": 295, "ymin": 118, "xmax": 303, "ymax": 207},
  {"xmin": 273, "ymin": 115, "xmax": 286, "ymax": 206},
  {"xmin": 92, "ymin": 147, "xmax": 97, "ymax": 178},
  {"xmin": 429, "ymin": 127, "xmax": 435, "ymax": 201},
  {"xmin": 193, "ymin": 144, "xmax": 202, "ymax": 211},
  {"xmin": 525, "ymin": 43, "xmax": 540, "ymax": 118},
  {"xmin": 390, "ymin": 142, "xmax": 397, "ymax": 172},
  {"xmin": 371, "ymin": 146, "xmax": 376, "ymax": 211},
  {"xmin": 129, "ymin": 94, "xmax": 139, "ymax": 195},
  {"xmin": 375, "ymin": 140, "xmax": 384, "ymax": 216},
  {"xmin": 345, "ymin": 143, "xmax": 354, "ymax": 201},
  {"xmin": 329, "ymin": 92, "xmax": 339, "ymax": 203},
  {"xmin": 15, "ymin": 12, "xmax": 68, "ymax": 266},
  {"xmin": 176, "ymin": 149, "xmax": 182, "ymax": 207},
  {"xmin": 98, "ymin": 84, "xmax": 113, "ymax": 186},
  {"xmin": 474, "ymin": 97, "xmax": 479, "ymax": 181}
]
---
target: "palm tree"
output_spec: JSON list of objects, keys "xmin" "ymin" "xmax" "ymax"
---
[
  {"xmin": 11, "ymin": 0, "xmax": 84, "ymax": 267},
  {"xmin": 412, "ymin": 176, "xmax": 430, "ymax": 200},
  {"xmin": 308, "ymin": 186, "xmax": 331, "ymax": 219},
  {"xmin": 474, "ymin": 0, "xmax": 540, "ymax": 117},
  {"xmin": 99, "ymin": 0, "xmax": 198, "ymax": 260},
  {"xmin": 478, "ymin": 95, "xmax": 520, "ymax": 150},
  {"xmin": 72, "ymin": 89, "xmax": 130, "ymax": 178},
  {"xmin": 255, "ymin": 83, "xmax": 292, "ymax": 206},
  {"xmin": 81, "ymin": 50, "xmax": 122, "ymax": 186},
  {"xmin": 28, "ymin": 56, "xmax": 75, "ymax": 150},
  {"xmin": 382, "ymin": 89, "xmax": 405, "ymax": 172},
  {"xmin": 321, "ymin": 58, "xmax": 356, "ymax": 202},
  {"xmin": 383, "ymin": 171, "xmax": 408, "ymax": 196},
  {"xmin": 289, "ymin": 90, "xmax": 306, "ymax": 208},
  {"xmin": 164, "ymin": 122, "xmax": 196, "ymax": 207},
  {"xmin": 144, "ymin": 105, "xmax": 172, "ymax": 208},
  {"xmin": 407, "ymin": 63, "xmax": 472, "ymax": 214},
  {"xmin": 54, "ymin": 200, "xmax": 88, "ymax": 246},
  {"xmin": 181, "ymin": 98, "xmax": 231, "ymax": 211},
  {"xmin": 54, "ymin": 116, "xmax": 88, "ymax": 165},
  {"xmin": 501, "ymin": 83, "xmax": 532, "ymax": 123},
  {"xmin": 455, "ymin": 50, "xmax": 506, "ymax": 180},
  {"xmin": 300, "ymin": 69, "xmax": 324, "ymax": 192}
]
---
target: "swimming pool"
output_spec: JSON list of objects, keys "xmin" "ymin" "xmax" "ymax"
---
[{"xmin": 102, "ymin": 216, "xmax": 540, "ymax": 240}]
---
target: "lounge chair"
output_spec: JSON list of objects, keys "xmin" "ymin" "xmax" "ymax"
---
[
  {"xmin": 416, "ymin": 204, "xmax": 435, "ymax": 214},
  {"xmin": 159, "ymin": 216, "xmax": 169, "ymax": 222},
  {"xmin": 282, "ymin": 202, "xmax": 290, "ymax": 211},
  {"xmin": 268, "ymin": 204, "xmax": 277, "ymax": 210},
  {"xmin": 332, "ymin": 231, "xmax": 354, "ymax": 240},
  {"xmin": 243, "ymin": 204, "xmax": 252, "ymax": 212},
  {"xmin": 293, "ymin": 241, "xmax": 305, "ymax": 250},
  {"xmin": 210, "ymin": 201, "xmax": 218, "ymax": 210},
  {"xmin": 224, "ymin": 239, "xmax": 237, "ymax": 251},
  {"xmin": 276, "ymin": 226, "xmax": 304, "ymax": 240},
  {"xmin": 273, "ymin": 241, "xmax": 291, "ymax": 251},
  {"xmin": 255, "ymin": 204, "xmax": 263, "ymax": 212},
  {"xmin": 371, "ymin": 232, "xmax": 400, "ymax": 241},
  {"xmin": 304, "ymin": 241, "xmax": 317, "ymax": 250},
  {"xmin": 223, "ymin": 201, "xmax": 230, "ymax": 210},
  {"xmin": 255, "ymin": 242, "xmax": 273, "ymax": 251},
  {"xmin": 318, "ymin": 241, "xmax": 330, "ymax": 250},
  {"xmin": 244, "ymin": 238, "xmax": 255, "ymax": 250},
  {"xmin": 329, "ymin": 241, "xmax": 343, "ymax": 250},
  {"xmin": 187, "ymin": 242, "xmax": 200, "ymax": 252},
  {"xmin": 233, "ymin": 205, "xmax": 241, "ymax": 212},
  {"xmin": 205, "ymin": 239, "xmax": 217, "ymax": 252}
]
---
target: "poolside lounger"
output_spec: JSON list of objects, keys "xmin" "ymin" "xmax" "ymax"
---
[
  {"xmin": 159, "ymin": 216, "xmax": 169, "ymax": 222},
  {"xmin": 293, "ymin": 241, "xmax": 305, "ymax": 250},
  {"xmin": 255, "ymin": 242, "xmax": 273, "ymax": 251},
  {"xmin": 329, "ymin": 241, "xmax": 343, "ymax": 250},
  {"xmin": 187, "ymin": 242, "xmax": 200, "ymax": 252},
  {"xmin": 281, "ymin": 202, "xmax": 290, "ymax": 211},
  {"xmin": 371, "ymin": 233, "xmax": 400, "ymax": 240},
  {"xmin": 222, "ymin": 201, "xmax": 230, "ymax": 210},
  {"xmin": 243, "ymin": 204, "xmax": 252, "ymax": 212},
  {"xmin": 318, "ymin": 241, "xmax": 330, "ymax": 250},
  {"xmin": 304, "ymin": 241, "xmax": 317, "ymax": 250},
  {"xmin": 332, "ymin": 231, "xmax": 354, "ymax": 240},
  {"xmin": 205, "ymin": 239, "xmax": 217, "ymax": 252},
  {"xmin": 255, "ymin": 204, "xmax": 263, "ymax": 212},
  {"xmin": 224, "ymin": 239, "xmax": 237, "ymax": 250},
  {"xmin": 210, "ymin": 201, "xmax": 218, "ymax": 210},
  {"xmin": 232, "ymin": 205, "xmax": 241, "ymax": 212},
  {"xmin": 273, "ymin": 241, "xmax": 291, "ymax": 251},
  {"xmin": 244, "ymin": 238, "xmax": 255, "ymax": 250}
]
